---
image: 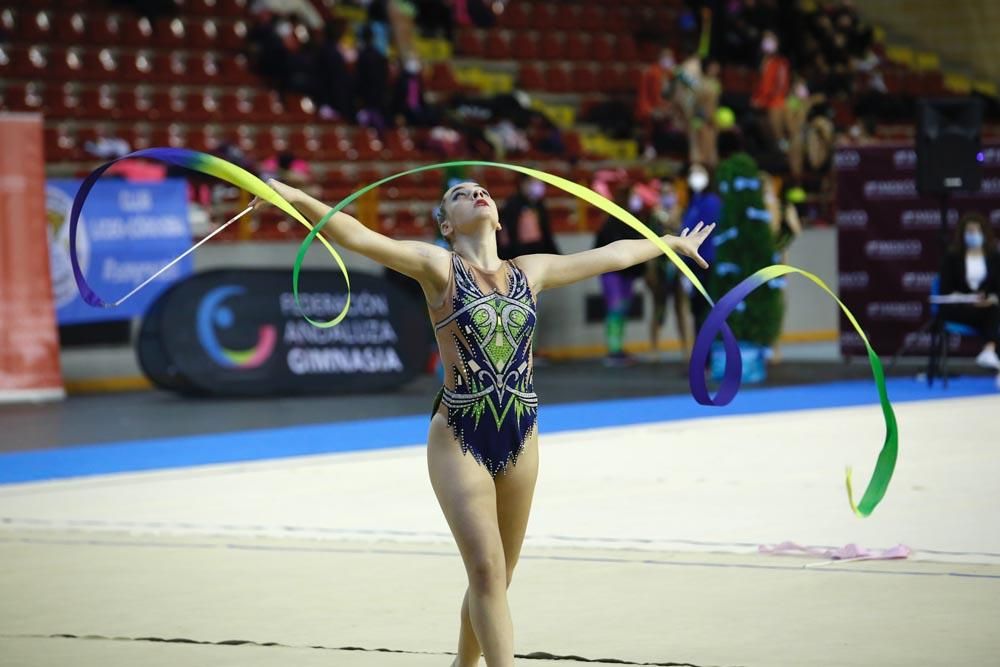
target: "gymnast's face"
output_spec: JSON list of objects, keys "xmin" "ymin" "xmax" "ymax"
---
[{"xmin": 439, "ymin": 182, "xmax": 499, "ymax": 240}]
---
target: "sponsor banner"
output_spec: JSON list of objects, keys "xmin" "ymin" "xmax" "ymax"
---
[
  {"xmin": 836, "ymin": 144, "xmax": 1000, "ymax": 356},
  {"xmin": 47, "ymin": 178, "xmax": 191, "ymax": 324},
  {"xmin": 139, "ymin": 269, "xmax": 432, "ymax": 396},
  {"xmin": 0, "ymin": 113, "xmax": 64, "ymax": 402}
]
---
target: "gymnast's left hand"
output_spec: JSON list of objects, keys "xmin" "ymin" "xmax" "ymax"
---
[{"xmin": 673, "ymin": 221, "xmax": 715, "ymax": 269}]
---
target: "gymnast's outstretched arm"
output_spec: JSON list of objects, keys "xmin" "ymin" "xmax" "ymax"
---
[
  {"xmin": 515, "ymin": 221, "xmax": 715, "ymax": 292},
  {"xmin": 260, "ymin": 179, "xmax": 451, "ymax": 297}
]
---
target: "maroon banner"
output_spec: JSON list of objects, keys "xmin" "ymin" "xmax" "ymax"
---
[{"xmin": 836, "ymin": 144, "xmax": 1000, "ymax": 357}]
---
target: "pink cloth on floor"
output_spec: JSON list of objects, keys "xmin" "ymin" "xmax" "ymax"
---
[{"xmin": 759, "ymin": 541, "xmax": 912, "ymax": 561}]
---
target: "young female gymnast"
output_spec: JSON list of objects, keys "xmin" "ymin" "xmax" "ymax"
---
[{"xmin": 258, "ymin": 177, "xmax": 714, "ymax": 666}]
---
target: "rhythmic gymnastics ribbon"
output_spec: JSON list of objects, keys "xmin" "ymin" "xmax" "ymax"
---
[
  {"xmin": 68, "ymin": 147, "xmax": 353, "ymax": 327},
  {"xmin": 67, "ymin": 149, "xmax": 896, "ymax": 517}
]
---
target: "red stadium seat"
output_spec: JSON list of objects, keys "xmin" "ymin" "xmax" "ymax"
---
[
  {"xmin": 120, "ymin": 14, "xmax": 153, "ymax": 48},
  {"xmin": 0, "ymin": 44, "xmax": 17, "ymax": 81},
  {"xmin": 580, "ymin": 6, "xmax": 605, "ymax": 31},
  {"xmin": 217, "ymin": 0, "xmax": 249, "ymax": 19},
  {"xmin": 166, "ymin": 52, "xmax": 189, "ymax": 84},
  {"xmin": 565, "ymin": 33, "xmax": 589, "ymax": 61},
  {"xmin": 1, "ymin": 83, "xmax": 35, "ymax": 112},
  {"xmin": 86, "ymin": 14, "xmax": 120, "ymax": 45},
  {"xmin": 20, "ymin": 10, "xmax": 53, "ymax": 43},
  {"xmin": 189, "ymin": 19, "xmax": 220, "ymax": 50},
  {"xmin": 518, "ymin": 63, "xmax": 544, "ymax": 91},
  {"xmin": 188, "ymin": 0, "xmax": 215, "ymax": 16},
  {"xmin": 457, "ymin": 31, "xmax": 484, "ymax": 57},
  {"xmin": 152, "ymin": 17, "xmax": 186, "ymax": 50},
  {"xmin": 510, "ymin": 31, "xmax": 539, "ymax": 61},
  {"xmin": 573, "ymin": 64, "xmax": 599, "ymax": 94},
  {"xmin": 546, "ymin": 65, "xmax": 571, "ymax": 94},
  {"xmin": 53, "ymin": 12, "xmax": 86, "ymax": 42},
  {"xmin": 220, "ymin": 20, "xmax": 248, "ymax": 50},
  {"xmin": 498, "ymin": 2, "xmax": 531, "ymax": 29},
  {"xmin": 593, "ymin": 35, "xmax": 615, "ymax": 62},
  {"xmin": 79, "ymin": 86, "xmax": 118, "ymax": 120},
  {"xmin": 428, "ymin": 62, "xmax": 459, "ymax": 94},
  {"xmin": 618, "ymin": 35, "xmax": 639, "ymax": 62},
  {"xmin": 484, "ymin": 31, "xmax": 511, "ymax": 60},
  {"xmin": 44, "ymin": 124, "xmax": 79, "ymax": 162},
  {"xmin": 218, "ymin": 54, "xmax": 256, "ymax": 85},
  {"xmin": 533, "ymin": 3, "xmax": 558, "ymax": 30},
  {"xmin": 539, "ymin": 34, "xmax": 563, "ymax": 61}
]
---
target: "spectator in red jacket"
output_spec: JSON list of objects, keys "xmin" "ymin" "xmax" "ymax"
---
[
  {"xmin": 751, "ymin": 30, "xmax": 791, "ymax": 152},
  {"xmin": 636, "ymin": 48, "xmax": 677, "ymax": 158}
]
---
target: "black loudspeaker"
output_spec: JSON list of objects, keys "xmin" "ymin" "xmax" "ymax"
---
[{"xmin": 916, "ymin": 98, "xmax": 983, "ymax": 195}]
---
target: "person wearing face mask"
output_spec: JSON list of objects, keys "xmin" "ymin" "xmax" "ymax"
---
[
  {"xmin": 750, "ymin": 30, "xmax": 791, "ymax": 153},
  {"xmin": 391, "ymin": 55, "xmax": 435, "ymax": 126},
  {"xmin": 496, "ymin": 175, "xmax": 559, "ymax": 260},
  {"xmin": 643, "ymin": 181, "xmax": 693, "ymax": 360},
  {"xmin": 592, "ymin": 182, "xmax": 660, "ymax": 365},
  {"xmin": 939, "ymin": 213, "xmax": 1000, "ymax": 373},
  {"xmin": 680, "ymin": 164, "xmax": 723, "ymax": 330}
]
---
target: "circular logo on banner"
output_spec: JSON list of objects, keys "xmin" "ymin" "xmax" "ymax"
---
[
  {"xmin": 46, "ymin": 185, "xmax": 89, "ymax": 308},
  {"xmin": 141, "ymin": 269, "xmax": 432, "ymax": 396},
  {"xmin": 197, "ymin": 286, "xmax": 277, "ymax": 369}
]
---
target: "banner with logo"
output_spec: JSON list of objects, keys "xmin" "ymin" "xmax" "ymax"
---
[
  {"xmin": 47, "ymin": 178, "xmax": 191, "ymax": 325},
  {"xmin": 0, "ymin": 113, "xmax": 64, "ymax": 402},
  {"xmin": 138, "ymin": 269, "xmax": 433, "ymax": 396},
  {"xmin": 835, "ymin": 144, "xmax": 1000, "ymax": 357}
]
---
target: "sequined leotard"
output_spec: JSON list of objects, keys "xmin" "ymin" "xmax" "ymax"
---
[{"xmin": 429, "ymin": 253, "xmax": 538, "ymax": 476}]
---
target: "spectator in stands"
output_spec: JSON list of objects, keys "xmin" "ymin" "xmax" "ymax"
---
[
  {"xmin": 593, "ymin": 182, "xmax": 651, "ymax": 366},
  {"xmin": 784, "ymin": 74, "xmax": 825, "ymax": 179},
  {"xmin": 642, "ymin": 180, "xmax": 692, "ymax": 359},
  {"xmin": 362, "ymin": 0, "xmax": 393, "ymax": 56},
  {"xmin": 636, "ymin": 48, "xmax": 676, "ymax": 158},
  {"xmin": 680, "ymin": 163, "xmax": 722, "ymax": 330},
  {"xmin": 692, "ymin": 57, "xmax": 722, "ymax": 168},
  {"xmin": 939, "ymin": 212, "xmax": 1000, "ymax": 374},
  {"xmin": 388, "ymin": 0, "xmax": 419, "ymax": 61},
  {"xmin": 484, "ymin": 119, "xmax": 529, "ymax": 159},
  {"xmin": 281, "ymin": 18, "xmax": 315, "ymax": 97},
  {"xmin": 355, "ymin": 24, "xmax": 390, "ymax": 132},
  {"xmin": 804, "ymin": 101, "xmax": 836, "ymax": 174},
  {"xmin": 247, "ymin": 9, "xmax": 287, "ymax": 88},
  {"xmin": 110, "ymin": 0, "xmax": 175, "ymax": 17},
  {"xmin": 391, "ymin": 55, "xmax": 434, "ymax": 126},
  {"xmin": 750, "ymin": 30, "xmax": 791, "ymax": 152},
  {"xmin": 259, "ymin": 149, "xmax": 312, "ymax": 188},
  {"xmin": 414, "ymin": 0, "xmax": 454, "ymax": 41},
  {"xmin": 528, "ymin": 112, "xmax": 566, "ymax": 158},
  {"xmin": 497, "ymin": 175, "xmax": 559, "ymax": 260},
  {"xmin": 454, "ymin": 0, "xmax": 498, "ymax": 28},
  {"xmin": 312, "ymin": 21, "xmax": 354, "ymax": 121}
]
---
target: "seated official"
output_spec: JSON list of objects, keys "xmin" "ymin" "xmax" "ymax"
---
[{"xmin": 939, "ymin": 213, "xmax": 1000, "ymax": 370}]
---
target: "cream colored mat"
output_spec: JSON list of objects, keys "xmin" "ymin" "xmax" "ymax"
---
[{"xmin": 2, "ymin": 395, "xmax": 999, "ymax": 665}]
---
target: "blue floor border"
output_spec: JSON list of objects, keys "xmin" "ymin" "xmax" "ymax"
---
[{"xmin": 1, "ymin": 376, "xmax": 995, "ymax": 485}]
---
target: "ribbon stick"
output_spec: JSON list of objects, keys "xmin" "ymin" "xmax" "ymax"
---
[
  {"xmin": 113, "ymin": 203, "xmax": 254, "ymax": 306},
  {"xmin": 68, "ymin": 148, "xmax": 353, "ymax": 326},
  {"xmin": 68, "ymin": 150, "xmax": 897, "ymax": 517}
]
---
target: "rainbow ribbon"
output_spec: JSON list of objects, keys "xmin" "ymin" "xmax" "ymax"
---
[{"xmin": 67, "ymin": 148, "xmax": 897, "ymax": 517}]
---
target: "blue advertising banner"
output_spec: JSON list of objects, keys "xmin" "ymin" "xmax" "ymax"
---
[{"xmin": 46, "ymin": 178, "xmax": 192, "ymax": 325}]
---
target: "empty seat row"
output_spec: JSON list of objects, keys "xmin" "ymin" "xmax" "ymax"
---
[
  {"xmin": 0, "ymin": 44, "xmax": 257, "ymax": 86},
  {"xmin": 2, "ymin": 9, "xmax": 250, "ymax": 52},
  {"xmin": 457, "ymin": 30, "xmax": 654, "ymax": 63}
]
